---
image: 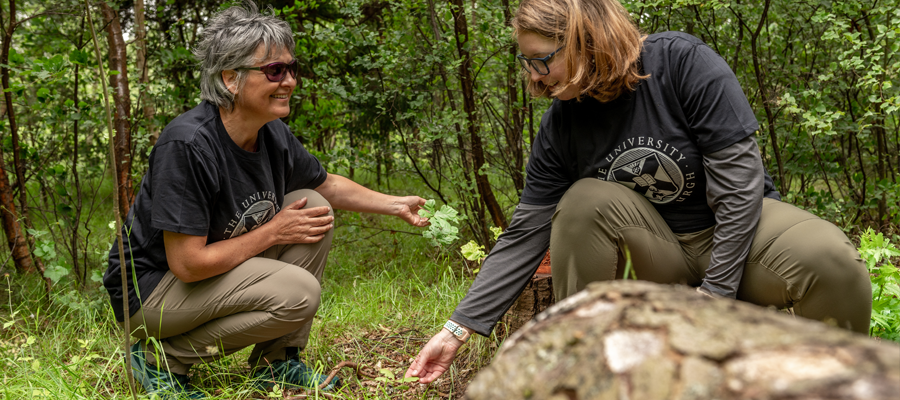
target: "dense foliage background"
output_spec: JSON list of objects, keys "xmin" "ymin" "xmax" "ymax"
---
[
  {"xmin": 2, "ymin": 0, "xmax": 898, "ymax": 279},
  {"xmin": 0, "ymin": 0, "xmax": 897, "ymax": 397}
]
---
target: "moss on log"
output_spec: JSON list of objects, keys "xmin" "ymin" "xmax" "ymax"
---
[{"xmin": 466, "ymin": 280, "xmax": 900, "ymax": 400}]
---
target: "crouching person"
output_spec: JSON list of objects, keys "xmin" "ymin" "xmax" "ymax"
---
[{"xmin": 103, "ymin": 3, "xmax": 428, "ymax": 398}]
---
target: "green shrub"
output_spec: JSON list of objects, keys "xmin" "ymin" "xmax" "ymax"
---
[{"xmin": 858, "ymin": 228, "xmax": 900, "ymax": 341}]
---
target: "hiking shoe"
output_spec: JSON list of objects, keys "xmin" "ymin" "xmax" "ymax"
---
[
  {"xmin": 130, "ymin": 342, "xmax": 206, "ymax": 399},
  {"xmin": 253, "ymin": 357, "xmax": 341, "ymax": 392}
]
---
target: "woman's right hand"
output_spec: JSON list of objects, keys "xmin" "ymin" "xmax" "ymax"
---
[
  {"xmin": 405, "ymin": 328, "xmax": 464, "ymax": 384},
  {"xmin": 270, "ymin": 197, "xmax": 334, "ymax": 244}
]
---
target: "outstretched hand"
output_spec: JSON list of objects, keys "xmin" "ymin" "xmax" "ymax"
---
[
  {"xmin": 405, "ymin": 328, "xmax": 462, "ymax": 384},
  {"xmin": 395, "ymin": 196, "xmax": 429, "ymax": 227}
]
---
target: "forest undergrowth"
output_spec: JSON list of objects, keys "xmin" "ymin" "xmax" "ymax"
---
[
  {"xmin": 0, "ymin": 172, "xmax": 898, "ymax": 399},
  {"xmin": 0, "ymin": 186, "xmax": 499, "ymax": 399}
]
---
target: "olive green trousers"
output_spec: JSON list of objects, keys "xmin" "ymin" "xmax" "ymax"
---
[
  {"xmin": 127, "ymin": 189, "xmax": 332, "ymax": 375},
  {"xmin": 550, "ymin": 179, "xmax": 871, "ymax": 334}
]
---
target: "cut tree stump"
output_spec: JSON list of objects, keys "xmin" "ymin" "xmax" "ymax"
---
[
  {"xmin": 496, "ymin": 251, "xmax": 555, "ymax": 339},
  {"xmin": 467, "ymin": 280, "xmax": 900, "ymax": 400}
]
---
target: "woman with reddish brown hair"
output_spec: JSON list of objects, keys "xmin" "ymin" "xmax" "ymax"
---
[{"xmin": 406, "ymin": 0, "xmax": 870, "ymax": 383}]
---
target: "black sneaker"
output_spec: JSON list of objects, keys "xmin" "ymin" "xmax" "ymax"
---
[
  {"xmin": 252, "ymin": 357, "xmax": 341, "ymax": 392},
  {"xmin": 129, "ymin": 342, "xmax": 206, "ymax": 399}
]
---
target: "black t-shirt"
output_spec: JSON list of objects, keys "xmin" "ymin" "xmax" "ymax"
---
[
  {"xmin": 104, "ymin": 101, "xmax": 327, "ymax": 322},
  {"xmin": 521, "ymin": 31, "xmax": 777, "ymax": 233}
]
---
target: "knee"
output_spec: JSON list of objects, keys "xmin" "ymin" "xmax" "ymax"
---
[
  {"xmin": 284, "ymin": 189, "xmax": 333, "ymax": 216},
  {"xmin": 270, "ymin": 268, "xmax": 322, "ymax": 323},
  {"xmin": 554, "ymin": 179, "xmax": 625, "ymax": 228},
  {"xmin": 781, "ymin": 220, "xmax": 869, "ymax": 293}
]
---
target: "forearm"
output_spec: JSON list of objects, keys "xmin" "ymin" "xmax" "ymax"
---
[
  {"xmin": 164, "ymin": 224, "xmax": 279, "ymax": 282},
  {"xmin": 316, "ymin": 174, "xmax": 400, "ymax": 215},
  {"xmin": 451, "ymin": 202, "xmax": 555, "ymax": 336},
  {"xmin": 701, "ymin": 136, "xmax": 764, "ymax": 298}
]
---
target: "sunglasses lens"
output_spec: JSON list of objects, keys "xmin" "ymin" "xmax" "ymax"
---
[
  {"xmin": 260, "ymin": 60, "xmax": 299, "ymax": 82},
  {"xmin": 262, "ymin": 63, "xmax": 287, "ymax": 82},
  {"xmin": 288, "ymin": 60, "xmax": 298, "ymax": 79}
]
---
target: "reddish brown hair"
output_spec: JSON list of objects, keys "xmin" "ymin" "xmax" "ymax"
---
[{"xmin": 512, "ymin": 0, "xmax": 648, "ymax": 102}]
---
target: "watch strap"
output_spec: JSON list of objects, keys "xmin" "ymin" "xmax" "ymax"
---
[{"xmin": 443, "ymin": 320, "xmax": 471, "ymax": 343}]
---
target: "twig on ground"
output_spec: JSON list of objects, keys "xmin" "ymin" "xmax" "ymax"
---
[{"xmin": 322, "ymin": 360, "xmax": 378, "ymax": 389}]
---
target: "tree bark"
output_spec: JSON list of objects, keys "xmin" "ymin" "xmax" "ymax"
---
[
  {"xmin": 747, "ymin": 0, "xmax": 786, "ymax": 195},
  {"xmin": 133, "ymin": 0, "xmax": 158, "ymax": 146},
  {"xmin": 0, "ymin": 155, "xmax": 31, "ymax": 273},
  {"xmin": 99, "ymin": 2, "xmax": 133, "ymax": 217},
  {"xmin": 467, "ymin": 280, "xmax": 900, "ymax": 400},
  {"xmin": 0, "ymin": 0, "xmax": 38, "ymax": 278},
  {"xmin": 501, "ymin": 0, "xmax": 524, "ymax": 194},
  {"xmin": 448, "ymin": 0, "xmax": 508, "ymax": 235}
]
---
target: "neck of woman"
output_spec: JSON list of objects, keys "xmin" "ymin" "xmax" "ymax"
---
[{"xmin": 219, "ymin": 106, "xmax": 263, "ymax": 152}]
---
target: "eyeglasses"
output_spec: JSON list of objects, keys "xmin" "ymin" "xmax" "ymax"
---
[
  {"xmin": 516, "ymin": 47, "xmax": 563, "ymax": 75},
  {"xmin": 237, "ymin": 59, "xmax": 299, "ymax": 82}
]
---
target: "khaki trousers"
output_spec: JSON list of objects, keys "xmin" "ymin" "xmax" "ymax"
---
[
  {"xmin": 127, "ymin": 189, "xmax": 332, "ymax": 375},
  {"xmin": 550, "ymin": 179, "xmax": 872, "ymax": 333}
]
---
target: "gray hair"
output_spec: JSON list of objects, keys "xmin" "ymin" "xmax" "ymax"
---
[{"xmin": 194, "ymin": 1, "xmax": 295, "ymax": 111}]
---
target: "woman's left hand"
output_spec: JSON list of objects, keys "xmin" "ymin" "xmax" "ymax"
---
[{"xmin": 395, "ymin": 196, "xmax": 429, "ymax": 227}]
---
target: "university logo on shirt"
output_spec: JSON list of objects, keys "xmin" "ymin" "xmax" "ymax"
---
[
  {"xmin": 230, "ymin": 200, "xmax": 276, "ymax": 238},
  {"xmin": 606, "ymin": 148, "xmax": 683, "ymax": 204},
  {"xmin": 225, "ymin": 191, "xmax": 280, "ymax": 239}
]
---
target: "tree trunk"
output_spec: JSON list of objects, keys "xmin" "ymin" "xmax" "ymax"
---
[
  {"xmin": 133, "ymin": 0, "xmax": 158, "ymax": 146},
  {"xmin": 99, "ymin": 2, "xmax": 133, "ymax": 217},
  {"xmin": 467, "ymin": 280, "xmax": 900, "ymax": 400},
  {"xmin": 424, "ymin": 0, "xmax": 486, "ymax": 245},
  {"xmin": 501, "ymin": 0, "xmax": 524, "ymax": 194},
  {"xmin": 747, "ymin": 0, "xmax": 786, "ymax": 195},
  {"xmin": 0, "ymin": 0, "xmax": 30, "ymax": 273},
  {"xmin": 0, "ymin": 154, "xmax": 31, "ymax": 273},
  {"xmin": 448, "ymin": 0, "xmax": 508, "ymax": 235}
]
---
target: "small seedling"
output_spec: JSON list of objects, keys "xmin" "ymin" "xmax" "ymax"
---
[
  {"xmin": 460, "ymin": 226, "xmax": 504, "ymax": 272},
  {"xmin": 418, "ymin": 199, "xmax": 462, "ymax": 247},
  {"xmin": 374, "ymin": 369, "xmax": 420, "ymax": 390}
]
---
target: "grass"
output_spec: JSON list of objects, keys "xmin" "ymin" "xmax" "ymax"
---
[
  {"xmin": 0, "ymin": 199, "xmax": 498, "ymax": 399},
  {"xmin": 2, "ymin": 170, "xmax": 895, "ymax": 399}
]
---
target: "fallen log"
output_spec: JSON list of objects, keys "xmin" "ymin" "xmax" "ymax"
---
[{"xmin": 466, "ymin": 280, "xmax": 900, "ymax": 400}]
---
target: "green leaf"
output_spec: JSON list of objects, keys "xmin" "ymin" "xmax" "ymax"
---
[
  {"xmin": 9, "ymin": 51, "xmax": 24, "ymax": 64},
  {"xmin": 461, "ymin": 240, "xmax": 486, "ymax": 262},
  {"xmin": 69, "ymin": 49, "xmax": 90, "ymax": 65},
  {"xmin": 45, "ymin": 264, "xmax": 70, "ymax": 284}
]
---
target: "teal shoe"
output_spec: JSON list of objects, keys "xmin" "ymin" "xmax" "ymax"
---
[
  {"xmin": 130, "ymin": 342, "xmax": 206, "ymax": 399},
  {"xmin": 253, "ymin": 358, "xmax": 341, "ymax": 392}
]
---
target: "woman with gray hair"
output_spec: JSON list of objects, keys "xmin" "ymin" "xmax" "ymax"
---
[{"xmin": 103, "ymin": 2, "xmax": 428, "ymax": 398}]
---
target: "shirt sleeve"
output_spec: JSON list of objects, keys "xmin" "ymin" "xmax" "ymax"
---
[
  {"xmin": 700, "ymin": 136, "xmax": 764, "ymax": 297},
  {"xmin": 451, "ymin": 202, "xmax": 556, "ymax": 336},
  {"xmin": 150, "ymin": 141, "xmax": 220, "ymax": 236},
  {"xmin": 676, "ymin": 39, "xmax": 759, "ymax": 153},
  {"xmin": 273, "ymin": 122, "xmax": 327, "ymax": 191}
]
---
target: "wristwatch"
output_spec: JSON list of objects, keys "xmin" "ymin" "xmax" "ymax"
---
[{"xmin": 443, "ymin": 320, "xmax": 471, "ymax": 343}]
